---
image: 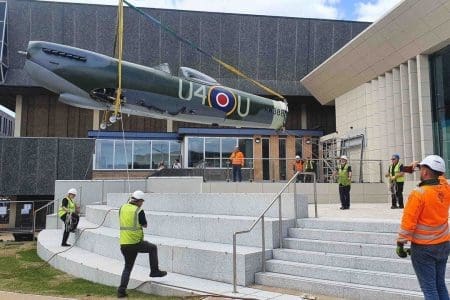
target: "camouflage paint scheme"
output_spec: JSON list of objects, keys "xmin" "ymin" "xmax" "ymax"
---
[{"xmin": 24, "ymin": 41, "xmax": 288, "ymax": 129}]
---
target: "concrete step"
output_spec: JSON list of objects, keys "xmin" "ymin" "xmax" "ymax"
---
[
  {"xmin": 297, "ymin": 218, "xmax": 399, "ymax": 233},
  {"xmin": 272, "ymin": 248, "xmax": 432, "ymax": 277},
  {"xmin": 107, "ymin": 193, "xmax": 306, "ymax": 219},
  {"xmin": 265, "ymin": 259, "xmax": 432, "ymax": 292},
  {"xmin": 37, "ymin": 230, "xmax": 301, "ymax": 299},
  {"xmin": 283, "ymin": 238, "xmax": 397, "ymax": 259},
  {"xmin": 255, "ymin": 272, "xmax": 423, "ymax": 300},
  {"xmin": 288, "ymin": 227, "xmax": 396, "ymax": 245},
  {"xmin": 85, "ymin": 205, "xmax": 294, "ymax": 248},
  {"xmin": 70, "ymin": 218, "xmax": 268, "ymax": 285}
]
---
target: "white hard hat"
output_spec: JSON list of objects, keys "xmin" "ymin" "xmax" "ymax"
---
[
  {"xmin": 340, "ymin": 155, "xmax": 348, "ymax": 160},
  {"xmin": 419, "ymin": 155, "xmax": 446, "ymax": 173},
  {"xmin": 132, "ymin": 190, "xmax": 145, "ymax": 200},
  {"xmin": 295, "ymin": 155, "xmax": 300, "ymax": 159},
  {"xmin": 68, "ymin": 188, "xmax": 77, "ymax": 195}
]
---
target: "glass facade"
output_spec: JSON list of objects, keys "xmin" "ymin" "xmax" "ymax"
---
[
  {"xmin": 95, "ymin": 139, "xmax": 181, "ymax": 170},
  {"xmin": 186, "ymin": 136, "xmax": 253, "ymax": 168},
  {"xmin": 431, "ymin": 45, "xmax": 450, "ymax": 176}
]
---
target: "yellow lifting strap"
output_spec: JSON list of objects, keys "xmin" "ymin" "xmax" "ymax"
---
[{"xmin": 113, "ymin": 0, "xmax": 125, "ymax": 118}]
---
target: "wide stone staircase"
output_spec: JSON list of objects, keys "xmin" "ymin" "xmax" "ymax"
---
[
  {"xmin": 38, "ymin": 192, "xmax": 303, "ymax": 299},
  {"xmin": 255, "ymin": 217, "xmax": 450, "ymax": 300}
]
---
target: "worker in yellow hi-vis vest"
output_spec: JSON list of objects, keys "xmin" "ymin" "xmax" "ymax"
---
[{"xmin": 117, "ymin": 190, "xmax": 167, "ymax": 298}]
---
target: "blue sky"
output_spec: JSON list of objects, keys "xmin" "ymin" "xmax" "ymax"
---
[{"xmin": 1, "ymin": 0, "xmax": 403, "ymax": 117}]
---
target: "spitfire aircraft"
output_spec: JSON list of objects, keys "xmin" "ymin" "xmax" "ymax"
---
[{"xmin": 23, "ymin": 41, "xmax": 288, "ymax": 129}]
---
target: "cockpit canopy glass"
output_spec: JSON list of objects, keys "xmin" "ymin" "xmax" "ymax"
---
[{"xmin": 179, "ymin": 67, "xmax": 218, "ymax": 85}]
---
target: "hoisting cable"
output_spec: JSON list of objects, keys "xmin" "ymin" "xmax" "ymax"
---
[
  {"xmin": 111, "ymin": 0, "xmax": 125, "ymax": 122},
  {"xmin": 122, "ymin": 0, "xmax": 285, "ymax": 101}
]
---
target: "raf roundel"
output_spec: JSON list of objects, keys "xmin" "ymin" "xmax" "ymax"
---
[{"xmin": 207, "ymin": 86, "xmax": 237, "ymax": 116}]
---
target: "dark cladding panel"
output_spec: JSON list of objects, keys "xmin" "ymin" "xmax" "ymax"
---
[
  {"xmin": 311, "ymin": 20, "xmax": 334, "ymax": 69},
  {"xmin": 57, "ymin": 139, "xmax": 74, "ymax": 180},
  {"xmin": 73, "ymin": 4, "xmax": 97, "ymax": 51},
  {"xmin": 160, "ymin": 10, "xmax": 181, "ymax": 73},
  {"xmin": 238, "ymin": 15, "xmax": 258, "ymax": 90},
  {"xmin": 333, "ymin": 22, "xmax": 352, "ymax": 53},
  {"xmin": 0, "ymin": 138, "xmax": 20, "ymax": 194},
  {"xmin": 18, "ymin": 139, "xmax": 39, "ymax": 195},
  {"xmin": 72, "ymin": 139, "xmax": 95, "ymax": 180},
  {"xmin": 352, "ymin": 22, "xmax": 370, "ymax": 38},
  {"xmin": 180, "ymin": 11, "xmax": 201, "ymax": 69},
  {"xmin": 258, "ymin": 17, "xmax": 277, "ymax": 80},
  {"xmin": 36, "ymin": 139, "xmax": 58, "ymax": 194},
  {"xmin": 30, "ymin": 1, "xmax": 53, "ymax": 41},
  {"xmin": 219, "ymin": 14, "xmax": 239, "ymax": 80},
  {"xmin": 296, "ymin": 19, "xmax": 310, "ymax": 78},
  {"xmin": 96, "ymin": 5, "xmax": 116, "ymax": 57},
  {"xmin": 51, "ymin": 4, "xmax": 65, "ymax": 43},
  {"xmin": 199, "ymin": 13, "xmax": 221, "ymax": 79},
  {"xmin": 57, "ymin": 138, "xmax": 95, "ymax": 181},
  {"xmin": 123, "ymin": 7, "xmax": 140, "ymax": 62},
  {"xmin": 140, "ymin": 8, "xmax": 161, "ymax": 67},
  {"xmin": 277, "ymin": 18, "xmax": 297, "ymax": 81},
  {"xmin": 8, "ymin": 0, "xmax": 30, "ymax": 69},
  {"xmin": 61, "ymin": 5, "xmax": 75, "ymax": 46}
]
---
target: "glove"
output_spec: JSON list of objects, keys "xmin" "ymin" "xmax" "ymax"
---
[
  {"xmin": 391, "ymin": 176, "xmax": 396, "ymax": 181},
  {"xmin": 396, "ymin": 242, "xmax": 408, "ymax": 258}
]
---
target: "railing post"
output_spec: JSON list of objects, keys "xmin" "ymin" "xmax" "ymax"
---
[
  {"xmin": 294, "ymin": 177, "xmax": 298, "ymax": 227},
  {"xmin": 314, "ymin": 173, "xmax": 318, "ymax": 218},
  {"xmin": 261, "ymin": 215, "xmax": 265, "ymax": 272},
  {"xmin": 233, "ymin": 233, "xmax": 237, "ymax": 293},
  {"xmin": 278, "ymin": 195, "xmax": 282, "ymax": 249},
  {"xmin": 379, "ymin": 160, "xmax": 383, "ymax": 183}
]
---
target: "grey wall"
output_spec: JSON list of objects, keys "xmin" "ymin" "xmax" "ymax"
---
[
  {"xmin": 0, "ymin": 137, "xmax": 95, "ymax": 195},
  {"xmin": 6, "ymin": 0, "xmax": 370, "ymax": 96}
]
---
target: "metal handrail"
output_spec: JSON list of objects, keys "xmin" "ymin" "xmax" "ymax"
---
[
  {"xmin": 231, "ymin": 171, "xmax": 318, "ymax": 293},
  {"xmin": 32, "ymin": 198, "xmax": 57, "ymax": 237}
]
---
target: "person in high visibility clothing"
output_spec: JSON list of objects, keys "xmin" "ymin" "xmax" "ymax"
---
[
  {"xmin": 58, "ymin": 188, "xmax": 80, "ymax": 247},
  {"xmin": 386, "ymin": 154, "xmax": 405, "ymax": 209},
  {"xmin": 397, "ymin": 155, "xmax": 450, "ymax": 300},
  {"xmin": 229, "ymin": 146, "xmax": 244, "ymax": 182},
  {"xmin": 292, "ymin": 155, "xmax": 304, "ymax": 182},
  {"xmin": 117, "ymin": 190, "xmax": 167, "ymax": 298},
  {"xmin": 333, "ymin": 155, "xmax": 352, "ymax": 210}
]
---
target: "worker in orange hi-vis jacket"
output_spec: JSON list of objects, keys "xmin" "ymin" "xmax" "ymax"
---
[
  {"xmin": 397, "ymin": 155, "xmax": 450, "ymax": 300},
  {"xmin": 229, "ymin": 146, "xmax": 245, "ymax": 182}
]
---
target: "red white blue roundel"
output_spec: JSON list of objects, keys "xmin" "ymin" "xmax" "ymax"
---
[{"xmin": 207, "ymin": 86, "xmax": 237, "ymax": 116}]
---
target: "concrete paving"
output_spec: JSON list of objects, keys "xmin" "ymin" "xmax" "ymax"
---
[{"xmin": 308, "ymin": 203, "xmax": 403, "ymax": 221}]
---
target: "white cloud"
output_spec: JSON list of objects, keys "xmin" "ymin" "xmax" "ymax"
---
[
  {"xmin": 355, "ymin": 0, "xmax": 402, "ymax": 22},
  {"xmin": 41, "ymin": 0, "xmax": 342, "ymax": 20}
]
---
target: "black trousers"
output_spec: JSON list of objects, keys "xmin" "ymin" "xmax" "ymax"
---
[
  {"xmin": 60, "ymin": 213, "xmax": 79, "ymax": 245},
  {"xmin": 391, "ymin": 182, "xmax": 404, "ymax": 207},
  {"xmin": 232, "ymin": 165, "xmax": 242, "ymax": 182},
  {"xmin": 339, "ymin": 185, "xmax": 351, "ymax": 208},
  {"xmin": 118, "ymin": 241, "xmax": 159, "ymax": 294}
]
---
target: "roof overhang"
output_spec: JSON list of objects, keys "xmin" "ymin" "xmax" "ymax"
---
[{"xmin": 301, "ymin": 0, "xmax": 450, "ymax": 105}]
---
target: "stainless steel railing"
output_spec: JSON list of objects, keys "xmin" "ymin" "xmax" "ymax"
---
[{"xmin": 232, "ymin": 171, "xmax": 317, "ymax": 293}]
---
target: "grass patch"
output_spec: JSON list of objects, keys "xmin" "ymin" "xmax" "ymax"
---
[{"xmin": 0, "ymin": 241, "xmax": 180, "ymax": 299}]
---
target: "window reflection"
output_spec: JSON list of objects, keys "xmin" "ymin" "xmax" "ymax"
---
[
  {"xmin": 152, "ymin": 141, "xmax": 169, "ymax": 169},
  {"xmin": 115, "ymin": 140, "xmax": 132, "ymax": 169},
  {"xmin": 205, "ymin": 138, "xmax": 220, "ymax": 167},
  {"xmin": 188, "ymin": 137, "xmax": 203, "ymax": 167},
  {"xmin": 95, "ymin": 140, "xmax": 114, "ymax": 169},
  {"xmin": 134, "ymin": 141, "xmax": 151, "ymax": 169}
]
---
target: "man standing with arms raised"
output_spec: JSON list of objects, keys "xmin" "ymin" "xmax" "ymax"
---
[{"xmin": 397, "ymin": 155, "xmax": 450, "ymax": 299}]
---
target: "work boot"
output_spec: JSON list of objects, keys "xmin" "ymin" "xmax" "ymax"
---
[
  {"xmin": 117, "ymin": 291, "xmax": 128, "ymax": 298},
  {"xmin": 150, "ymin": 270, "xmax": 167, "ymax": 277}
]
